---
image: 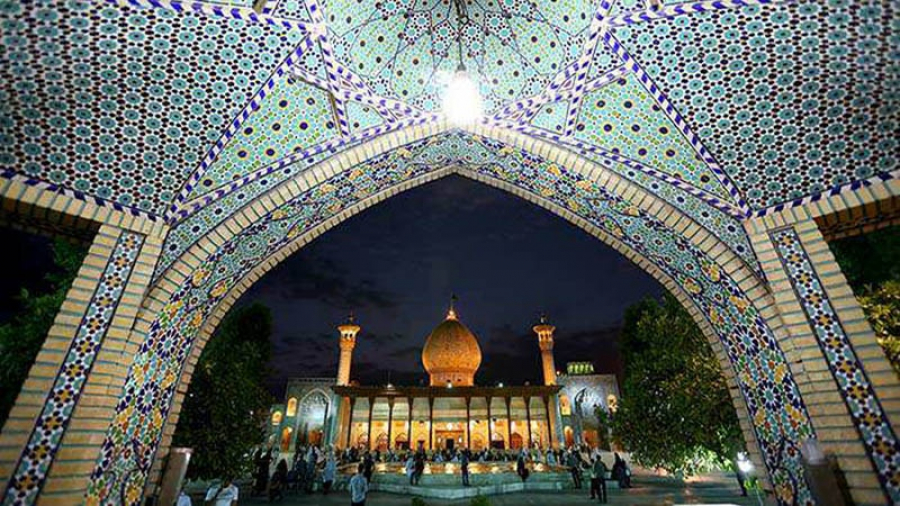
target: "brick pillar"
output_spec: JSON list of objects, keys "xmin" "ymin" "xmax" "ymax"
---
[
  {"xmin": 747, "ymin": 218, "xmax": 900, "ymax": 505},
  {"xmin": 1, "ymin": 224, "xmax": 162, "ymax": 506}
]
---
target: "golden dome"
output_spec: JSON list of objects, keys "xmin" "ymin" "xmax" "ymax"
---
[{"xmin": 422, "ymin": 303, "xmax": 482, "ymax": 386}]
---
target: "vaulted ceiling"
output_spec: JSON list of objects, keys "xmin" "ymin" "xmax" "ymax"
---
[{"xmin": 0, "ymin": 0, "xmax": 896, "ymax": 246}]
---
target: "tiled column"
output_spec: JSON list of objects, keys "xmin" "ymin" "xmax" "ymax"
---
[
  {"xmin": 0, "ymin": 225, "xmax": 161, "ymax": 506},
  {"xmin": 747, "ymin": 219, "xmax": 900, "ymax": 505}
]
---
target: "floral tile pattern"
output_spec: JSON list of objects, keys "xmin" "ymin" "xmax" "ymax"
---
[
  {"xmin": 772, "ymin": 228, "xmax": 900, "ymax": 503},
  {"xmin": 2, "ymin": 232, "xmax": 145, "ymax": 506},
  {"xmin": 89, "ymin": 135, "xmax": 814, "ymax": 505}
]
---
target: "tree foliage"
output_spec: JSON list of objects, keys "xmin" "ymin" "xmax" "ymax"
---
[
  {"xmin": 172, "ymin": 303, "xmax": 275, "ymax": 480},
  {"xmin": 611, "ymin": 293, "xmax": 743, "ymax": 475},
  {"xmin": 829, "ymin": 226, "xmax": 900, "ymax": 375},
  {"xmin": 0, "ymin": 239, "xmax": 86, "ymax": 427}
]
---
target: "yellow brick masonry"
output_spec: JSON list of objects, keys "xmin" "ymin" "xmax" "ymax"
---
[
  {"xmin": 0, "ymin": 221, "xmax": 164, "ymax": 505},
  {"xmin": 39, "ymin": 231, "xmax": 162, "ymax": 505},
  {"xmin": 744, "ymin": 207, "xmax": 899, "ymax": 505}
]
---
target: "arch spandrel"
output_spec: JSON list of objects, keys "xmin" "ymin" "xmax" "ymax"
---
[
  {"xmin": 87, "ymin": 128, "xmax": 815, "ymax": 505},
  {"xmin": 157, "ymin": 126, "xmax": 759, "ymax": 281}
]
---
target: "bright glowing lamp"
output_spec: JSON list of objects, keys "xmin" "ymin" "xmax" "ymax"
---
[{"xmin": 443, "ymin": 67, "xmax": 482, "ymax": 126}]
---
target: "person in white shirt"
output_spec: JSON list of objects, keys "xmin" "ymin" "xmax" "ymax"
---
[
  {"xmin": 204, "ymin": 478, "xmax": 238, "ymax": 506},
  {"xmin": 404, "ymin": 455, "xmax": 415, "ymax": 485},
  {"xmin": 176, "ymin": 488, "xmax": 192, "ymax": 506},
  {"xmin": 349, "ymin": 463, "xmax": 368, "ymax": 506}
]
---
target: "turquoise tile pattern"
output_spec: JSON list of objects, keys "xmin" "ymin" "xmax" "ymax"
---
[{"xmin": 89, "ymin": 133, "xmax": 814, "ymax": 506}]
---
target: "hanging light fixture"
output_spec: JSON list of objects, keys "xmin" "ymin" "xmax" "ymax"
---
[{"xmin": 442, "ymin": 0, "xmax": 482, "ymax": 126}]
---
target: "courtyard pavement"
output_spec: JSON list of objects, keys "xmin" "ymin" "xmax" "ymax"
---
[{"xmin": 242, "ymin": 477, "xmax": 772, "ymax": 505}]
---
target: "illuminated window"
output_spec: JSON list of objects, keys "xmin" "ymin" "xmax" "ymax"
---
[
  {"xmin": 271, "ymin": 410, "xmax": 283, "ymax": 425},
  {"xmin": 280, "ymin": 427, "xmax": 293, "ymax": 451},
  {"xmin": 559, "ymin": 394, "xmax": 571, "ymax": 416},
  {"xmin": 607, "ymin": 394, "xmax": 618, "ymax": 413},
  {"xmin": 286, "ymin": 397, "xmax": 298, "ymax": 417}
]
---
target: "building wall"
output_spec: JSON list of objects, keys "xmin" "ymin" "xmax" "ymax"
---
[
  {"xmin": 265, "ymin": 378, "xmax": 336, "ymax": 457},
  {"xmin": 557, "ymin": 373, "xmax": 620, "ymax": 446}
]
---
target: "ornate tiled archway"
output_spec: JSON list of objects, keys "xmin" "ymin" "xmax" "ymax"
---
[
  {"xmin": 92, "ymin": 126, "xmax": 828, "ymax": 505},
  {"xmin": 0, "ymin": 0, "xmax": 898, "ymax": 504}
]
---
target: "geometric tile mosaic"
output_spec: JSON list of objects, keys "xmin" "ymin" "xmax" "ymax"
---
[
  {"xmin": 3, "ymin": 231, "xmax": 145, "ymax": 506},
  {"xmin": 615, "ymin": 0, "xmax": 899, "ymax": 209},
  {"xmin": 325, "ymin": 0, "xmax": 602, "ymax": 114},
  {"xmin": 346, "ymin": 101, "xmax": 385, "ymax": 133},
  {"xmin": 92, "ymin": 133, "xmax": 814, "ymax": 505},
  {"xmin": 0, "ymin": 0, "xmax": 305, "ymax": 215},
  {"xmin": 532, "ymin": 102, "xmax": 571, "ymax": 134},
  {"xmin": 573, "ymin": 74, "xmax": 734, "ymax": 201},
  {"xmin": 157, "ymin": 131, "xmax": 757, "ymax": 277},
  {"xmin": 184, "ymin": 77, "xmax": 339, "ymax": 201},
  {"xmin": 772, "ymin": 228, "xmax": 900, "ymax": 503}
]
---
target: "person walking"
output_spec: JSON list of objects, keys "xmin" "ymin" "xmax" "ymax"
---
[
  {"xmin": 516, "ymin": 452, "xmax": 529, "ymax": 483},
  {"xmin": 405, "ymin": 455, "xmax": 416, "ymax": 485},
  {"xmin": 204, "ymin": 477, "xmax": 239, "ymax": 506},
  {"xmin": 413, "ymin": 454, "xmax": 425, "ymax": 485},
  {"xmin": 363, "ymin": 452, "xmax": 375, "ymax": 484},
  {"xmin": 460, "ymin": 450, "xmax": 471, "ymax": 487},
  {"xmin": 349, "ymin": 463, "xmax": 369, "ymax": 506},
  {"xmin": 322, "ymin": 454, "xmax": 336, "ymax": 495},
  {"xmin": 269, "ymin": 459, "xmax": 288, "ymax": 502},
  {"xmin": 590, "ymin": 456, "xmax": 608, "ymax": 503},
  {"xmin": 566, "ymin": 450, "xmax": 582, "ymax": 489}
]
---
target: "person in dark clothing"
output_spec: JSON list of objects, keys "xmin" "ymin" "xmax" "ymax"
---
[
  {"xmin": 516, "ymin": 453, "xmax": 529, "ymax": 482},
  {"xmin": 363, "ymin": 452, "xmax": 375, "ymax": 484},
  {"xmin": 413, "ymin": 454, "xmax": 425, "ymax": 485},
  {"xmin": 268, "ymin": 459, "xmax": 288, "ymax": 502},
  {"xmin": 293, "ymin": 456, "xmax": 307, "ymax": 493},
  {"xmin": 590, "ymin": 456, "xmax": 608, "ymax": 503},
  {"xmin": 566, "ymin": 451, "xmax": 582, "ymax": 489},
  {"xmin": 461, "ymin": 451, "xmax": 471, "ymax": 487},
  {"xmin": 255, "ymin": 450, "xmax": 272, "ymax": 496}
]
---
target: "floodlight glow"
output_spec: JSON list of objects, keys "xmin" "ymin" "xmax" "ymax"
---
[
  {"xmin": 737, "ymin": 453, "xmax": 754, "ymax": 474},
  {"xmin": 442, "ymin": 69, "xmax": 482, "ymax": 126}
]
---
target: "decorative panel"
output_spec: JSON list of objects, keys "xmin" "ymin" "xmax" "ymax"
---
[
  {"xmin": 615, "ymin": 0, "xmax": 899, "ymax": 209},
  {"xmin": 2, "ymin": 232, "xmax": 146, "ymax": 506},
  {"xmin": 0, "ymin": 0, "xmax": 305, "ymax": 215},
  {"xmin": 772, "ymin": 228, "xmax": 900, "ymax": 503},
  {"xmin": 185, "ymin": 77, "xmax": 339, "ymax": 200},
  {"xmin": 573, "ymin": 74, "xmax": 732, "ymax": 200}
]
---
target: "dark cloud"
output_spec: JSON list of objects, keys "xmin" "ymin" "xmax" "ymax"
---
[{"xmin": 248, "ymin": 255, "xmax": 398, "ymax": 311}]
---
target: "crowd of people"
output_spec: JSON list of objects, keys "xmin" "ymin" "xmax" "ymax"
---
[{"xmin": 243, "ymin": 442, "xmax": 631, "ymax": 503}]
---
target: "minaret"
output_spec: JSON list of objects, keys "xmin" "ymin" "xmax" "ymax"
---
[
  {"xmin": 532, "ymin": 314, "xmax": 557, "ymax": 386},
  {"xmin": 336, "ymin": 314, "xmax": 361, "ymax": 386}
]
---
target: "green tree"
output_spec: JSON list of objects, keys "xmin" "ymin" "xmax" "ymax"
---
[
  {"xmin": 829, "ymin": 226, "xmax": 900, "ymax": 375},
  {"xmin": 611, "ymin": 293, "xmax": 743, "ymax": 475},
  {"xmin": 172, "ymin": 302, "xmax": 275, "ymax": 480},
  {"xmin": 0, "ymin": 239, "xmax": 86, "ymax": 427}
]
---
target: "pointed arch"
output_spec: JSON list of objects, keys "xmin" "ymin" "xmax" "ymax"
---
[{"xmin": 87, "ymin": 123, "xmax": 815, "ymax": 505}]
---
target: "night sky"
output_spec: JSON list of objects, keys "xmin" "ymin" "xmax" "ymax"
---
[
  {"xmin": 0, "ymin": 176, "xmax": 665, "ymax": 396},
  {"xmin": 238, "ymin": 176, "xmax": 663, "ymax": 394}
]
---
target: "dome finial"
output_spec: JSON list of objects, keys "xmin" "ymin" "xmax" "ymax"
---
[
  {"xmin": 539, "ymin": 312, "xmax": 548, "ymax": 324},
  {"xmin": 347, "ymin": 311, "xmax": 355, "ymax": 324},
  {"xmin": 447, "ymin": 294, "xmax": 458, "ymax": 320}
]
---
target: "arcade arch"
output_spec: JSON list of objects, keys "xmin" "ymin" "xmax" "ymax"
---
[
  {"xmin": 0, "ymin": 120, "xmax": 895, "ymax": 506},
  {"xmin": 82, "ymin": 124, "xmax": 808, "ymax": 504}
]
